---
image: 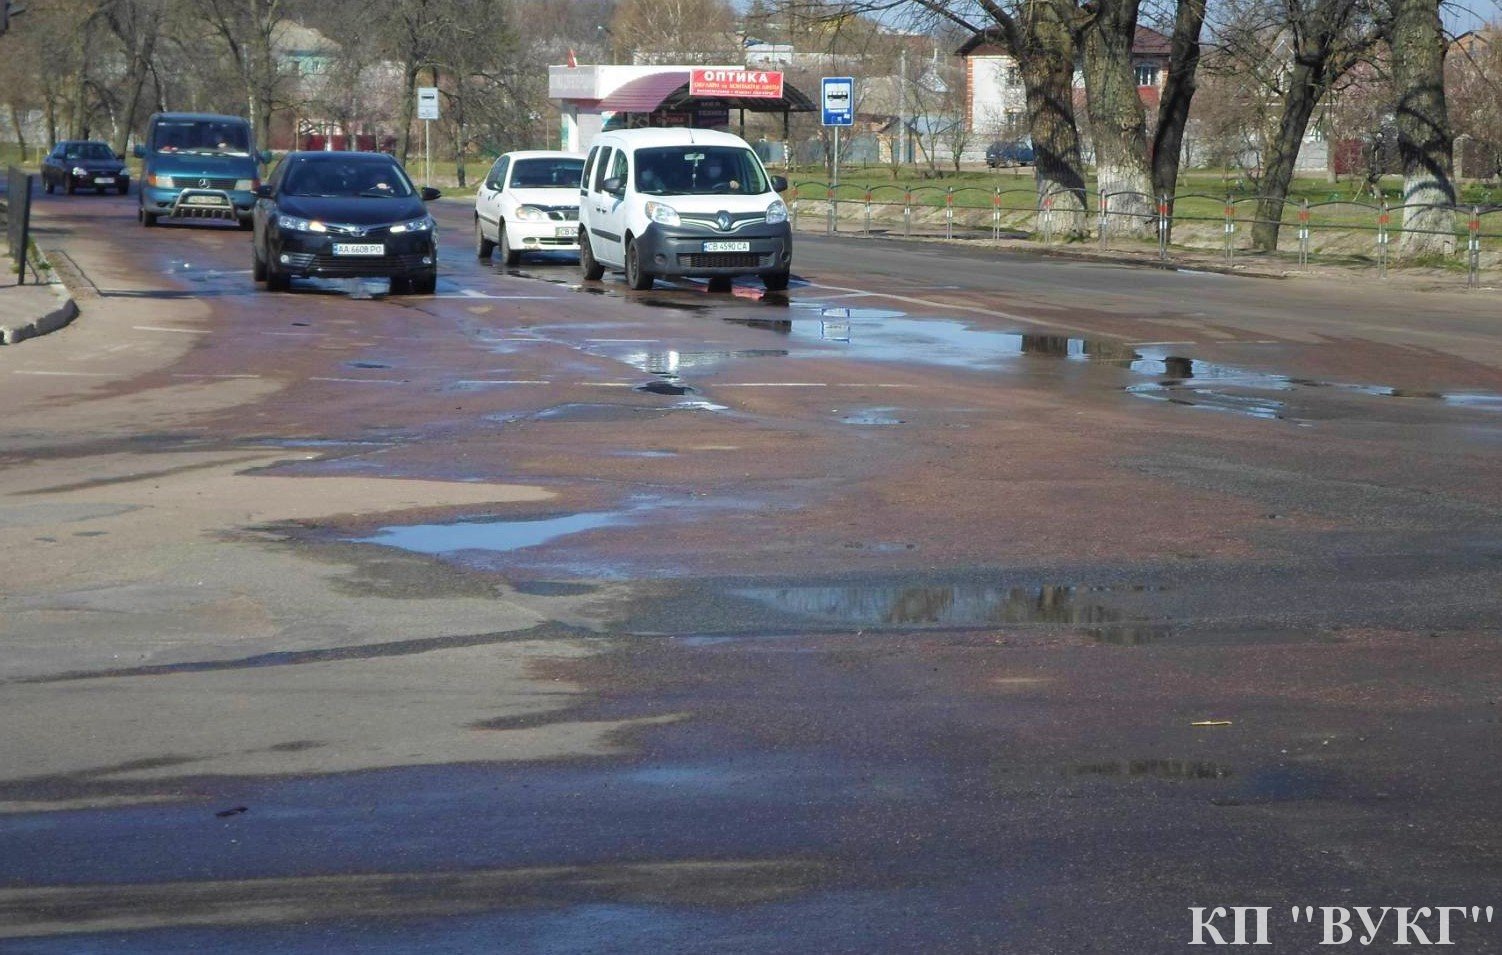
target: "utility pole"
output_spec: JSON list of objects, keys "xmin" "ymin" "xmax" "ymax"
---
[{"xmin": 898, "ymin": 47, "xmax": 907, "ymax": 165}]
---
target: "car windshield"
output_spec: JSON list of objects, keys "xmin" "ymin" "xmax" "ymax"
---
[
  {"xmin": 633, "ymin": 146, "xmax": 770, "ymax": 196},
  {"xmin": 64, "ymin": 143, "xmax": 115, "ymax": 161},
  {"xmin": 153, "ymin": 121, "xmax": 251, "ymax": 156},
  {"xmin": 284, "ymin": 159, "xmax": 415, "ymax": 198},
  {"xmin": 509, "ymin": 158, "xmax": 585, "ymax": 189}
]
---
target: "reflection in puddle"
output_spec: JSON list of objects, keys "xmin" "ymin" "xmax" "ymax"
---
[
  {"xmin": 620, "ymin": 348, "xmax": 789, "ymax": 377},
  {"xmin": 356, "ymin": 509, "xmax": 636, "ymax": 555},
  {"xmin": 842, "ymin": 407, "xmax": 905, "ymax": 425},
  {"xmin": 734, "ymin": 581, "xmax": 1165, "ymax": 636},
  {"xmin": 1073, "ymin": 760, "xmax": 1232, "ymax": 780}
]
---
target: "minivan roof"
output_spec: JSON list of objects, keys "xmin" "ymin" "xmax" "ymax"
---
[
  {"xmin": 593, "ymin": 128, "xmax": 754, "ymax": 149},
  {"xmin": 150, "ymin": 112, "xmax": 251, "ymax": 123}
]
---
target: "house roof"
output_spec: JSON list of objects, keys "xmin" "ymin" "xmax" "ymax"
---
[{"xmin": 956, "ymin": 24, "xmax": 1172, "ymax": 58}]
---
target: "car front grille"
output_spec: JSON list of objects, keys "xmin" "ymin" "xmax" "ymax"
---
[
  {"xmin": 284, "ymin": 252, "xmax": 432, "ymax": 277},
  {"xmin": 166, "ymin": 176, "xmax": 238, "ymax": 189},
  {"xmin": 678, "ymin": 252, "xmax": 765, "ymax": 269},
  {"xmin": 541, "ymin": 206, "xmax": 579, "ymax": 221}
]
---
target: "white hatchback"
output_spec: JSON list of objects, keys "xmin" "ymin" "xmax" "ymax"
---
[{"xmin": 474, "ymin": 150, "xmax": 586, "ymax": 265}]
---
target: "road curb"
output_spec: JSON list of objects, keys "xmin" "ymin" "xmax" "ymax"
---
[{"xmin": 1, "ymin": 260, "xmax": 80, "ymax": 346}]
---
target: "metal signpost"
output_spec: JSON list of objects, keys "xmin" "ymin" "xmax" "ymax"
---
[
  {"xmin": 821, "ymin": 77, "xmax": 854, "ymax": 187},
  {"xmin": 416, "ymin": 87, "xmax": 440, "ymax": 186}
]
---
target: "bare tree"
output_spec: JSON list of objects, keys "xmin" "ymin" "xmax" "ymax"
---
[{"xmin": 1388, "ymin": 0, "xmax": 1454, "ymax": 254}]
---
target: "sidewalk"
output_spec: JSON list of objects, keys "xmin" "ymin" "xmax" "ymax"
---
[{"xmin": 0, "ymin": 267, "xmax": 78, "ymax": 345}]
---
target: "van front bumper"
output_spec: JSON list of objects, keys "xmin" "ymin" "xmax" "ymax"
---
[
  {"xmin": 143, "ymin": 186, "xmax": 255, "ymax": 222},
  {"xmin": 636, "ymin": 222, "xmax": 792, "ymax": 277}
]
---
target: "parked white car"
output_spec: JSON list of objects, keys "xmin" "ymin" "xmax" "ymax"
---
[
  {"xmin": 474, "ymin": 150, "xmax": 587, "ymax": 265},
  {"xmin": 577, "ymin": 128, "xmax": 791, "ymax": 292}
]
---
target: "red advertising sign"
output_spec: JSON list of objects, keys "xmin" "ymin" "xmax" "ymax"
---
[{"xmin": 689, "ymin": 69, "xmax": 785, "ymax": 99}]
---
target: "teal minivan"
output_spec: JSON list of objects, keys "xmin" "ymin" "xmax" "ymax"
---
[{"xmin": 134, "ymin": 112, "xmax": 270, "ymax": 228}]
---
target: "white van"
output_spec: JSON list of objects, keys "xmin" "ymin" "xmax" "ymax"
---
[{"xmin": 577, "ymin": 128, "xmax": 791, "ymax": 291}]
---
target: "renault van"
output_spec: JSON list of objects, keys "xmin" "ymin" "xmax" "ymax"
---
[
  {"xmin": 577, "ymin": 129, "xmax": 791, "ymax": 291},
  {"xmin": 135, "ymin": 112, "xmax": 268, "ymax": 228}
]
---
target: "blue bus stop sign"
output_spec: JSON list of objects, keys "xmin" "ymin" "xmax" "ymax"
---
[{"xmin": 822, "ymin": 77, "xmax": 854, "ymax": 127}]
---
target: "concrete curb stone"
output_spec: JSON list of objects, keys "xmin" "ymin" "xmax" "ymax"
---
[{"xmin": 0, "ymin": 260, "xmax": 80, "ymax": 345}]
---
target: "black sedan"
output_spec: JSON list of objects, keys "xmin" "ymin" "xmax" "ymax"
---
[
  {"xmin": 42, "ymin": 141, "xmax": 130, "ymax": 195},
  {"xmin": 252, "ymin": 152, "xmax": 441, "ymax": 294}
]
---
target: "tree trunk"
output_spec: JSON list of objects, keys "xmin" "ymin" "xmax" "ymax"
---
[
  {"xmin": 1252, "ymin": 62, "xmax": 1324, "ymax": 251},
  {"xmin": 9, "ymin": 104, "xmax": 27, "ymax": 159},
  {"xmin": 399, "ymin": 64, "xmax": 420, "ymax": 166},
  {"xmin": 1017, "ymin": 0, "xmax": 1088, "ymax": 238},
  {"xmin": 1152, "ymin": 0, "xmax": 1207, "ymax": 232},
  {"xmin": 1081, "ymin": 0, "xmax": 1155, "ymax": 236},
  {"xmin": 1390, "ymin": 0, "xmax": 1455, "ymax": 255}
]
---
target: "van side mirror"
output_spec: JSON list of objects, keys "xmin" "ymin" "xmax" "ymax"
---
[
  {"xmin": 420, "ymin": 186, "xmax": 442, "ymax": 201},
  {"xmin": 259, "ymin": 149, "xmax": 273, "ymax": 163},
  {"xmin": 254, "ymin": 184, "xmax": 272, "ymax": 199},
  {"xmin": 133, "ymin": 145, "xmax": 145, "ymax": 159},
  {"xmin": 602, "ymin": 176, "xmax": 624, "ymax": 196},
  {"xmin": 770, "ymin": 175, "xmax": 788, "ymax": 193}
]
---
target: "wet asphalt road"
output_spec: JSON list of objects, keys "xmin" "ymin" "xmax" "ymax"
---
[{"xmin": 0, "ymin": 188, "xmax": 1499, "ymax": 953}]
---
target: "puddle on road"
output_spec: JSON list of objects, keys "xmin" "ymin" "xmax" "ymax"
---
[
  {"xmin": 635, "ymin": 380, "xmax": 694, "ymax": 396},
  {"xmin": 732, "ymin": 581, "xmax": 1166, "ymax": 637},
  {"xmin": 356, "ymin": 509, "xmax": 637, "ymax": 556},
  {"xmin": 487, "ymin": 403, "xmax": 675, "ymax": 424},
  {"xmin": 346, "ymin": 361, "xmax": 392, "ymax": 370},
  {"xmin": 841, "ymin": 407, "xmax": 905, "ymax": 425}
]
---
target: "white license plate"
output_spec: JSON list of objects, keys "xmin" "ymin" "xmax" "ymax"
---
[
  {"xmin": 703, "ymin": 241, "xmax": 750, "ymax": 252},
  {"xmin": 332, "ymin": 243, "xmax": 385, "ymax": 256},
  {"xmin": 184, "ymin": 194, "xmax": 227, "ymax": 206},
  {"xmin": 555, "ymin": 226, "xmax": 575, "ymax": 238},
  {"xmin": 94, "ymin": 177, "xmax": 115, "ymax": 185}
]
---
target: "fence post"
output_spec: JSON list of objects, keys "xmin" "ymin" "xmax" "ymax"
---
[
  {"xmin": 1156, "ymin": 194, "xmax": 1169, "ymax": 260},
  {"xmin": 790, "ymin": 185, "xmax": 799, "ymax": 232},
  {"xmin": 993, "ymin": 188, "xmax": 1001, "ymax": 241},
  {"xmin": 864, "ymin": 189, "xmax": 872, "ymax": 236},
  {"xmin": 1098, "ymin": 192, "xmax": 1109, "ymax": 250},
  {"xmin": 904, "ymin": 190, "xmax": 912, "ymax": 237},
  {"xmin": 1223, "ymin": 195, "xmax": 1235, "ymax": 264},
  {"xmin": 945, "ymin": 187, "xmax": 954, "ymax": 240},
  {"xmin": 1041, "ymin": 194, "xmax": 1055, "ymax": 245},
  {"xmin": 1377, "ymin": 200, "xmax": 1390, "ymax": 278},
  {"xmin": 1468, "ymin": 205, "xmax": 1481, "ymax": 289},
  {"xmin": 827, "ymin": 184, "xmax": 836, "ymax": 235},
  {"xmin": 1298, "ymin": 200, "xmax": 1310, "ymax": 267}
]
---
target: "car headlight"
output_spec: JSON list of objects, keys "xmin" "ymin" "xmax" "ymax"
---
[
  {"xmin": 765, "ymin": 200, "xmax": 788, "ymax": 225},
  {"xmin": 72, "ymin": 166, "xmax": 88, "ymax": 177},
  {"xmin": 514, "ymin": 205, "xmax": 547, "ymax": 222},
  {"xmin": 390, "ymin": 215, "xmax": 436, "ymax": 234},
  {"xmin": 645, "ymin": 201, "xmax": 680, "ymax": 226},
  {"xmin": 234, "ymin": 179, "xmax": 254, "ymax": 191},
  {"xmin": 277, "ymin": 215, "xmax": 327, "ymax": 233},
  {"xmin": 149, "ymin": 174, "xmax": 174, "ymax": 187}
]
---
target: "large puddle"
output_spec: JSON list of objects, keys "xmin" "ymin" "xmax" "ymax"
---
[
  {"xmin": 732, "ymin": 581, "xmax": 1167, "ymax": 642},
  {"xmin": 356, "ymin": 509, "xmax": 636, "ymax": 555}
]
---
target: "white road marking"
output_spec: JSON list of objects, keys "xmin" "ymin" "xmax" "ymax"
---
[
  {"xmin": 12, "ymin": 370, "xmax": 114, "ymax": 377},
  {"xmin": 262, "ymin": 331, "xmax": 322, "ymax": 337},
  {"xmin": 133, "ymin": 325, "xmax": 207, "ymax": 334},
  {"xmin": 172, "ymin": 373, "xmax": 263, "ymax": 379},
  {"xmin": 804, "ymin": 280, "xmax": 1094, "ymax": 334},
  {"xmin": 435, "ymin": 293, "xmax": 560, "ymax": 300},
  {"xmin": 587, "ymin": 338, "xmax": 659, "ymax": 343},
  {"xmin": 579, "ymin": 382, "xmax": 636, "ymax": 387},
  {"xmin": 1128, "ymin": 340, "xmax": 1196, "ymax": 346},
  {"xmin": 454, "ymin": 379, "xmax": 549, "ymax": 385},
  {"xmin": 715, "ymin": 382, "xmax": 829, "ymax": 388}
]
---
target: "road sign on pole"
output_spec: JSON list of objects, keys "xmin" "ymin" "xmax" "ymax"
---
[
  {"xmin": 416, "ymin": 87, "xmax": 440, "ymax": 121},
  {"xmin": 821, "ymin": 77, "xmax": 854, "ymax": 127}
]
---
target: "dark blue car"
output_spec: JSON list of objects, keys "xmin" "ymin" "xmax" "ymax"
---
[{"xmin": 986, "ymin": 141, "xmax": 1035, "ymax": 168}]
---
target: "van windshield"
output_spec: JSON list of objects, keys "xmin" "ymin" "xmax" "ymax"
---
[
  {"xmin": 633, "ymin": 146, "xmax": 769, "ymax": 196},
  {"xmin": 153, "ymin": 120, "xmax": 251, "ymax": 157}
]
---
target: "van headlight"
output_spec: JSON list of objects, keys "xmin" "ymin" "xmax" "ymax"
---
[
  {"xmin": 277, "ymin": 215, "xmax": 327, "ymax": 233},
  {"xmin": 514, "ymin": 205, "xmax": 547, "ymax": 222},
  {"xmin": 149, "ymin": 174, "xmax": 174, "ymax": 187},
  {"xmin": 390, "ymin": 215, "xmax": 436, "ymax": 233},
  {"xmin": 72, "ymin": 166, "xmax": 88, "ymax": 177},
  {"xmin": 645, "ymin": 201, "xmax": 680, "ymax": 226},
  {"xmin": 766, "ymin": 200, "xmax": 788, "ymax": 225}
]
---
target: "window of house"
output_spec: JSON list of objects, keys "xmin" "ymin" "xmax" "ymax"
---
[
  {"xmin": 1135, "ymin": 64, "xmax": 1160, "ymax": 87},
  {"xmin": 1003, "ymin": 66, "xmax": 1021, "ymax": 87}
]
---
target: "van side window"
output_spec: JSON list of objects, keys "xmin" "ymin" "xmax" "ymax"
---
[
  {"xmin": 581, "ymin": 148, "xmax": 598, "ymax": 193},
  {"xmin": 608, "ymin": 149, "xmax": 628, "ymax": 191},
  {"xmin": 591, "ymin": 148, "xmax": 614, "ymax": 192}
]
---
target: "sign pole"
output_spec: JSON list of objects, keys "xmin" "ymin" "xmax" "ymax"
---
[
  {"xmin": 424, "ymin": 119, "xmax": 431, "ymax": 187},
  {"xmin": 833, "ymin": 126, "xmax": 840, "ymax": 188}
]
